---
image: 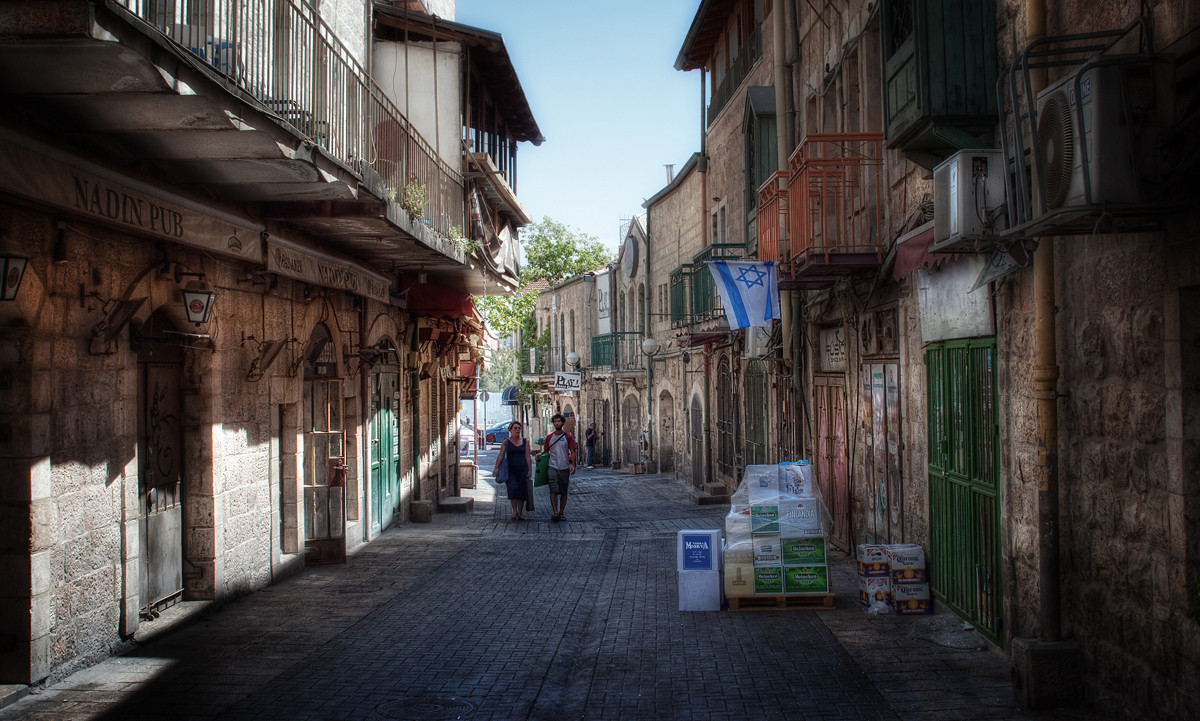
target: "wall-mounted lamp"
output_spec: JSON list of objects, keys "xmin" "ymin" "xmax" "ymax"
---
[
  {"xmin": 640, "ymin": 337, "xmax": 660, "ymax": 357},
  {"xmin": 1, "ymin": 254, "xmax": 28, "ymax": 301},
  {"xmin": 182, "ymin": 281, "xmax": 216, "ymax": 326},
  {"xmin": 566, "ymin": 351, "xmax": 581, "ymax": 369}
]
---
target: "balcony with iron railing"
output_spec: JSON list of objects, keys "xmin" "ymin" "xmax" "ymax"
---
[
  {"xmin": 707, "ymin": 24, "xmax": 763, "ymax": 125},
  {"xmin": 757, "ymin": 134, "xmax": 885, "ymax": 288},
  {"xmin": 118, "ymin": 0, "xmax": 464, "ymax": 236},
  {"xmin": 590, "ymin": 332, "xmax": 646, "ymax": 372}
]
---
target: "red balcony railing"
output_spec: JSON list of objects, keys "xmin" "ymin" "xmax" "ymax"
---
[
  {"xmin": 782, "ymin": 133, "xmax": 885, "ymax": 283},
  {"xmin": 756, "ymin": 171, "xmax": 788, "ymax": 264}
]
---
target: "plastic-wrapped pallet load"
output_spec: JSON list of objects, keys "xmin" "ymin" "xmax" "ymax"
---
[{"xmin": 723, "ymin": 462, "xmax": 832, "ymax": 604}]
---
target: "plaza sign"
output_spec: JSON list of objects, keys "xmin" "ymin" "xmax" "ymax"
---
[{"xmin": 554, "ymin": 372, "xmax": 582, "ymax": 392}]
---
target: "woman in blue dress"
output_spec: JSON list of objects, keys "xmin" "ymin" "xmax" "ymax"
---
[{"xmin": 493, "ymin": 421, "xmax": 532, "ymax": 521}]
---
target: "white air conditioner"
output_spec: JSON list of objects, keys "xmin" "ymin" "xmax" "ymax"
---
[
  {"xmin": 933, "ymin": 149, "xmax": 1006, "ymax": 247},
  {"xmin": 1034, "ymin": 64, "xmax": 1143, "ymax": 211}
]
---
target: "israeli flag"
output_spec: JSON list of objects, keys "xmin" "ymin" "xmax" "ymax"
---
[{"xmin": 705, "ymin": 260, "xmax": 780, "ymax": 329}]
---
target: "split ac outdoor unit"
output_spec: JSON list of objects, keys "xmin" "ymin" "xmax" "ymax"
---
[
  {"xmin": 933, "ymin": 149, "xmax": 1006, "ymax": 248},
  {"xmin": 1034, "ymin": 64, "xmax": 1144, "ymax": 212}
]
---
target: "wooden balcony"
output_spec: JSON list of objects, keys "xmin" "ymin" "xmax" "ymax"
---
[{"xmin": 778, "ymin": 133, "xmax": 886, "ymax": 289}]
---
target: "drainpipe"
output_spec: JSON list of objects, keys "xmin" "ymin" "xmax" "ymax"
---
[
  {"xmin": 644, "ymin": 219, "xmax": 654, "ymax": 471},
  {"xmin": 775, "ymin": 0, "xmax": 793, "ymax": 364},
  {"xmin": 1026, "ymin": 0, "xmax": 1061, "ymax": 645}
]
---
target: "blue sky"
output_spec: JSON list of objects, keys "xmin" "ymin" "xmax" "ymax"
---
[{"xmin": 456, "ymin": 0, "xmax": 703, "ymax": 253}]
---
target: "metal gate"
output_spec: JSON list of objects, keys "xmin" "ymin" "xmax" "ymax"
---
[
  {"xmin": 303, "ymin": 324, "xmax": 346, "ymax": 564},
  {"xmin": 137, "ymin": 326, "xmax": 184, "ymax": 613},
  {"xmin": 926, "ymin": 338, "xmax": 1001, "ymax": 641},
  {"xmin": 814, "ymin": 376, "xmax": 850, "ymax": 551},
  {"xmin": 590, "ymin": 398, "xmax": 611, "ymax": 467},
  {"xmin": 657, "ymin": 390, "xmax": 675, "ymax": 473},
  {"xmin": 861, "ymin": 363, "xmax": 904, "ymax": 544},
  {"xmin": 744, "ymin": 360, "xmax": 768, "ymax": 464}
]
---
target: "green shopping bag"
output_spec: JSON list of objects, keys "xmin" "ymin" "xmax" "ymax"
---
[{"xmin": 534, "ymin": 452, "xmax": 550, "ymax": 487}]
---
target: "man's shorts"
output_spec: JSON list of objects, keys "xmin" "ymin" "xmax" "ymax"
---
[{"xmin": 549, "ymin": 467, "xmax": 571, "ymax": 495}]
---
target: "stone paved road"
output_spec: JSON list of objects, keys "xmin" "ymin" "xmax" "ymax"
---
[{"xmin": 0, "ymin": 459, "xmax": 1096, "ymax": 721}]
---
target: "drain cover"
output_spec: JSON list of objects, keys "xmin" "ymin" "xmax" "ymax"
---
[{"xmin": 376, "ymin": 696, "xmax": 477, "ymax": 720}]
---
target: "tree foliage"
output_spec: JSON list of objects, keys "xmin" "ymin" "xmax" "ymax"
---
[
  {"xmin": 475, "ymin": 217, "xmax": 614, "ymax": 339},
  {"xmin": 479, "ymin": 347, "xmax": 517, "ymax": 391}
]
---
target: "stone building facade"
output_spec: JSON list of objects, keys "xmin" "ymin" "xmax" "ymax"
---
[
  {"xmin": 0, "ymin": 0, "xmax": 538, "ymax": 687},
  {"xmin": 540, "ymin": 0, "xmax": 1200, "ymax": 717}
]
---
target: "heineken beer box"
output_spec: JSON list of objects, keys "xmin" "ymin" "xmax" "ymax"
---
[
  {"xmin": 752, "ymin": 535, "xmax": 782, "ymax": 565},
  {"xmin": 754, "ymin": 565, "xmax": 784, "ymax": 594},
  {"xmin": 856, "ymin": 543, "xmax": 889, "ymax": 577},
  {"xmin": 784, "ymin": 565, "xmax": 830, "ymax": 594},
  {"xmin": 781, "ymin": 536, "xmax": 826, "ymax": 566},
  {"xmin": 745, "ymin": 465, "xmax": 781, "ymax": 503},
  {"xmin": 778, "ymin": 497, "xmax": 823, "ymax": 536},
  {"xmin": 750, "ymin": 505, "xmax": 780, "ymax": 533},
  {"xmin": 886, "ymin": 543, "xmax": 928, "ymax": 584},
  {"xmin": 891, "ymin": 581, "xmax": 933, "ymax": 614}
]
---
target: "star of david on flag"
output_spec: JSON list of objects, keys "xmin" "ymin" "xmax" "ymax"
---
[{"xmin": 705, "ymin": 260, "xmax": 780, "ymax": 329}]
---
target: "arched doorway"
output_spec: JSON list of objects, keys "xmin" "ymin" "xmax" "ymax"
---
[
  {"xmin": 369, "ymin": 340, "xmax": 401, "ymax": 536},
  {"xmin": 302, "ymin": 324, "xmax": 346, "ymax": 564},
  {"xmin": 689, "ymin": 393, "xmax": 704, "ymax": 488},
  {"xmin": 621, "ymin": 394, "xmax": 641, "ymax": 466},
  {"xmin": 136, "ymin": 309, "xmax": 185, "ymax": 614},
  {"xmin": 744, "ymin": 360, "xmax": 768, "ymax": 464},
  {"xmin": 590, "ymin": 397, "xmax": 611, "ymax": 467},
  {"xmin": 658, "ymin": 389, "xmax": 675, "ymax": 473}
]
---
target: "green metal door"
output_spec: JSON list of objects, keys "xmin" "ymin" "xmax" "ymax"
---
[
  {"xmin": 370, "ymin": 369, "xmax": 399, "ymax": 534},
  {"xmin": 926, "ymin": 337, "xmax": 1001, "ymax": 641}
]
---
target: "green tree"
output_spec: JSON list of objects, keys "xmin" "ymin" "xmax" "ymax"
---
[
  {"xmin": 479, "ymin": 347, "xmax": 517, "ymax": 391},
  {"xmin": 475, "ymin": 217, "xmax": 613, "ymax": 338}
]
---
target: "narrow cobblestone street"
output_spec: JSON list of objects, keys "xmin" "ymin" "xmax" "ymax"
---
[{"xmin": 0, "ymin": 459, "xmax": 1093, "ymax": 721}]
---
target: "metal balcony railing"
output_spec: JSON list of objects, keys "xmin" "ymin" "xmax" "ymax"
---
[
  {"xmin": 591, "ymin": 332, "xmax": 645, "ymax": 371},
  {"xmin": 784, "ymin": 133, "xmax": 886, "ymax": 274},
  {"xmin": 118, "ymin": 0, "xmax": 464, "ymax": 235},
  {"xmin": 707, "ymin": 24, "xmax": 762, "ymax": 125},
  {"xmin": 523, "ymin": 345, "xmax": 550, "ymax": 375},
  {"xmin": 756, "ymin": 171, "xmax": 789, "ymax": 265}
]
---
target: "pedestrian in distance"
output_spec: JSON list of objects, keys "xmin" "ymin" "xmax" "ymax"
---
[
  {"xmin": 584, "ymin": 422, "xmax": 597, "ymax": 468},
  {"xmin": 542, "ymin": 413, "xmax": 577, "ymax": 522},
  {"xmin": 493, "ymin": 420, "xmax": 533, "ymax": 521}
]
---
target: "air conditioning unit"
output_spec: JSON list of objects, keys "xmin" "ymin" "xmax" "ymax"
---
[
  {"xmin": 933, "ymin": 149, "xmax": 1006, "ymax": 248},
  {"xmin": 1034, "ymin": 64, "xmax": 1147, "ymax": 212}
]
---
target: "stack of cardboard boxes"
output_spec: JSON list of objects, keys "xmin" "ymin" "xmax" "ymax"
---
[
  {"xmin": 724, "ymin": 463, "xmax": 831, "ymax": 599},
  {"xmin": 856, "ymin": 542, "xmax": 933, "ymax": 614}
]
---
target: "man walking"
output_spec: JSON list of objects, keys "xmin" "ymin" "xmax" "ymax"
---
[
  {"xmin": 584, "ymin": 422, "xmax": 597, "ymax": 468},
  {"xmin": 542, "ymin": 413, "xmax": 577, "ymax": 522}
]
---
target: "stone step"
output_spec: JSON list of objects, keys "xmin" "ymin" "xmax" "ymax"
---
[{"xmin": 437, "ymin": 496, "xmax": 474, "ymax": 514}]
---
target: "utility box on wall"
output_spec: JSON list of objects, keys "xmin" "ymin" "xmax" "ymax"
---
[{"xmin": 881, "ymin": 0, "xmax": 999, "ymax": 168}]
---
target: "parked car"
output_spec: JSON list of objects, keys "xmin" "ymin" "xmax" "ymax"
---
[{"xmin": 484, "ymin": 421, "xmax": 510, "ymax": 446}]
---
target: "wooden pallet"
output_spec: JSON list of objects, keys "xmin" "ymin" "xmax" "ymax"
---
[{"xmin": 727, "ymin": 592, "xmax": 835, "ymax": 611}]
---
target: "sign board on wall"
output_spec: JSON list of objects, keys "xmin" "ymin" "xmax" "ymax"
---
[
  {"xmin": 0, "ymin": 130, "xmax": 263, "ymax": 263},
  {"xmin": 267, "ymin": 239, "xmax": 390, "ymax": 302},
  {"xmin": 918, "ymin": 257, "xmax": 995, "ymax": 342},
  {"xmin": 596, "ymin": 268, "xmax": 611, "ymax": 335},
  {"xmin": 554, "ymin": 372, "xmax": 582, "ymax": 392},
  {"xmin": 819, "ymin": 326, "xmax": 847, "ymax": 372}
]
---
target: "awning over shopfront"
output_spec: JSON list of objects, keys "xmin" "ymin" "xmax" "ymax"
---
[
  {"xmin": 501, "ymin": 385, "xmax": 519, "ymax": 406},
  {"xmin": 891, "ymin": 221, "xmax": 961, "ymax": 280}
]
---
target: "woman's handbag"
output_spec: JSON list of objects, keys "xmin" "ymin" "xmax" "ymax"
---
[
  {"xmin": 534, "ymin": 452, "xmax": 549, "ymax": 487},
  {"xmin": 495, "ymin": 459, "xmax": 509, "ymax": 483}
]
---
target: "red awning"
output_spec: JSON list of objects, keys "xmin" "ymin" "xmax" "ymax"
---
[
  {"xmin": 891, "ymin": 222, "xmax": 960, "ymax": 280},
  {"xmin": 406, "ymin": 284, "xmax": 474, "ymax": 319}
]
